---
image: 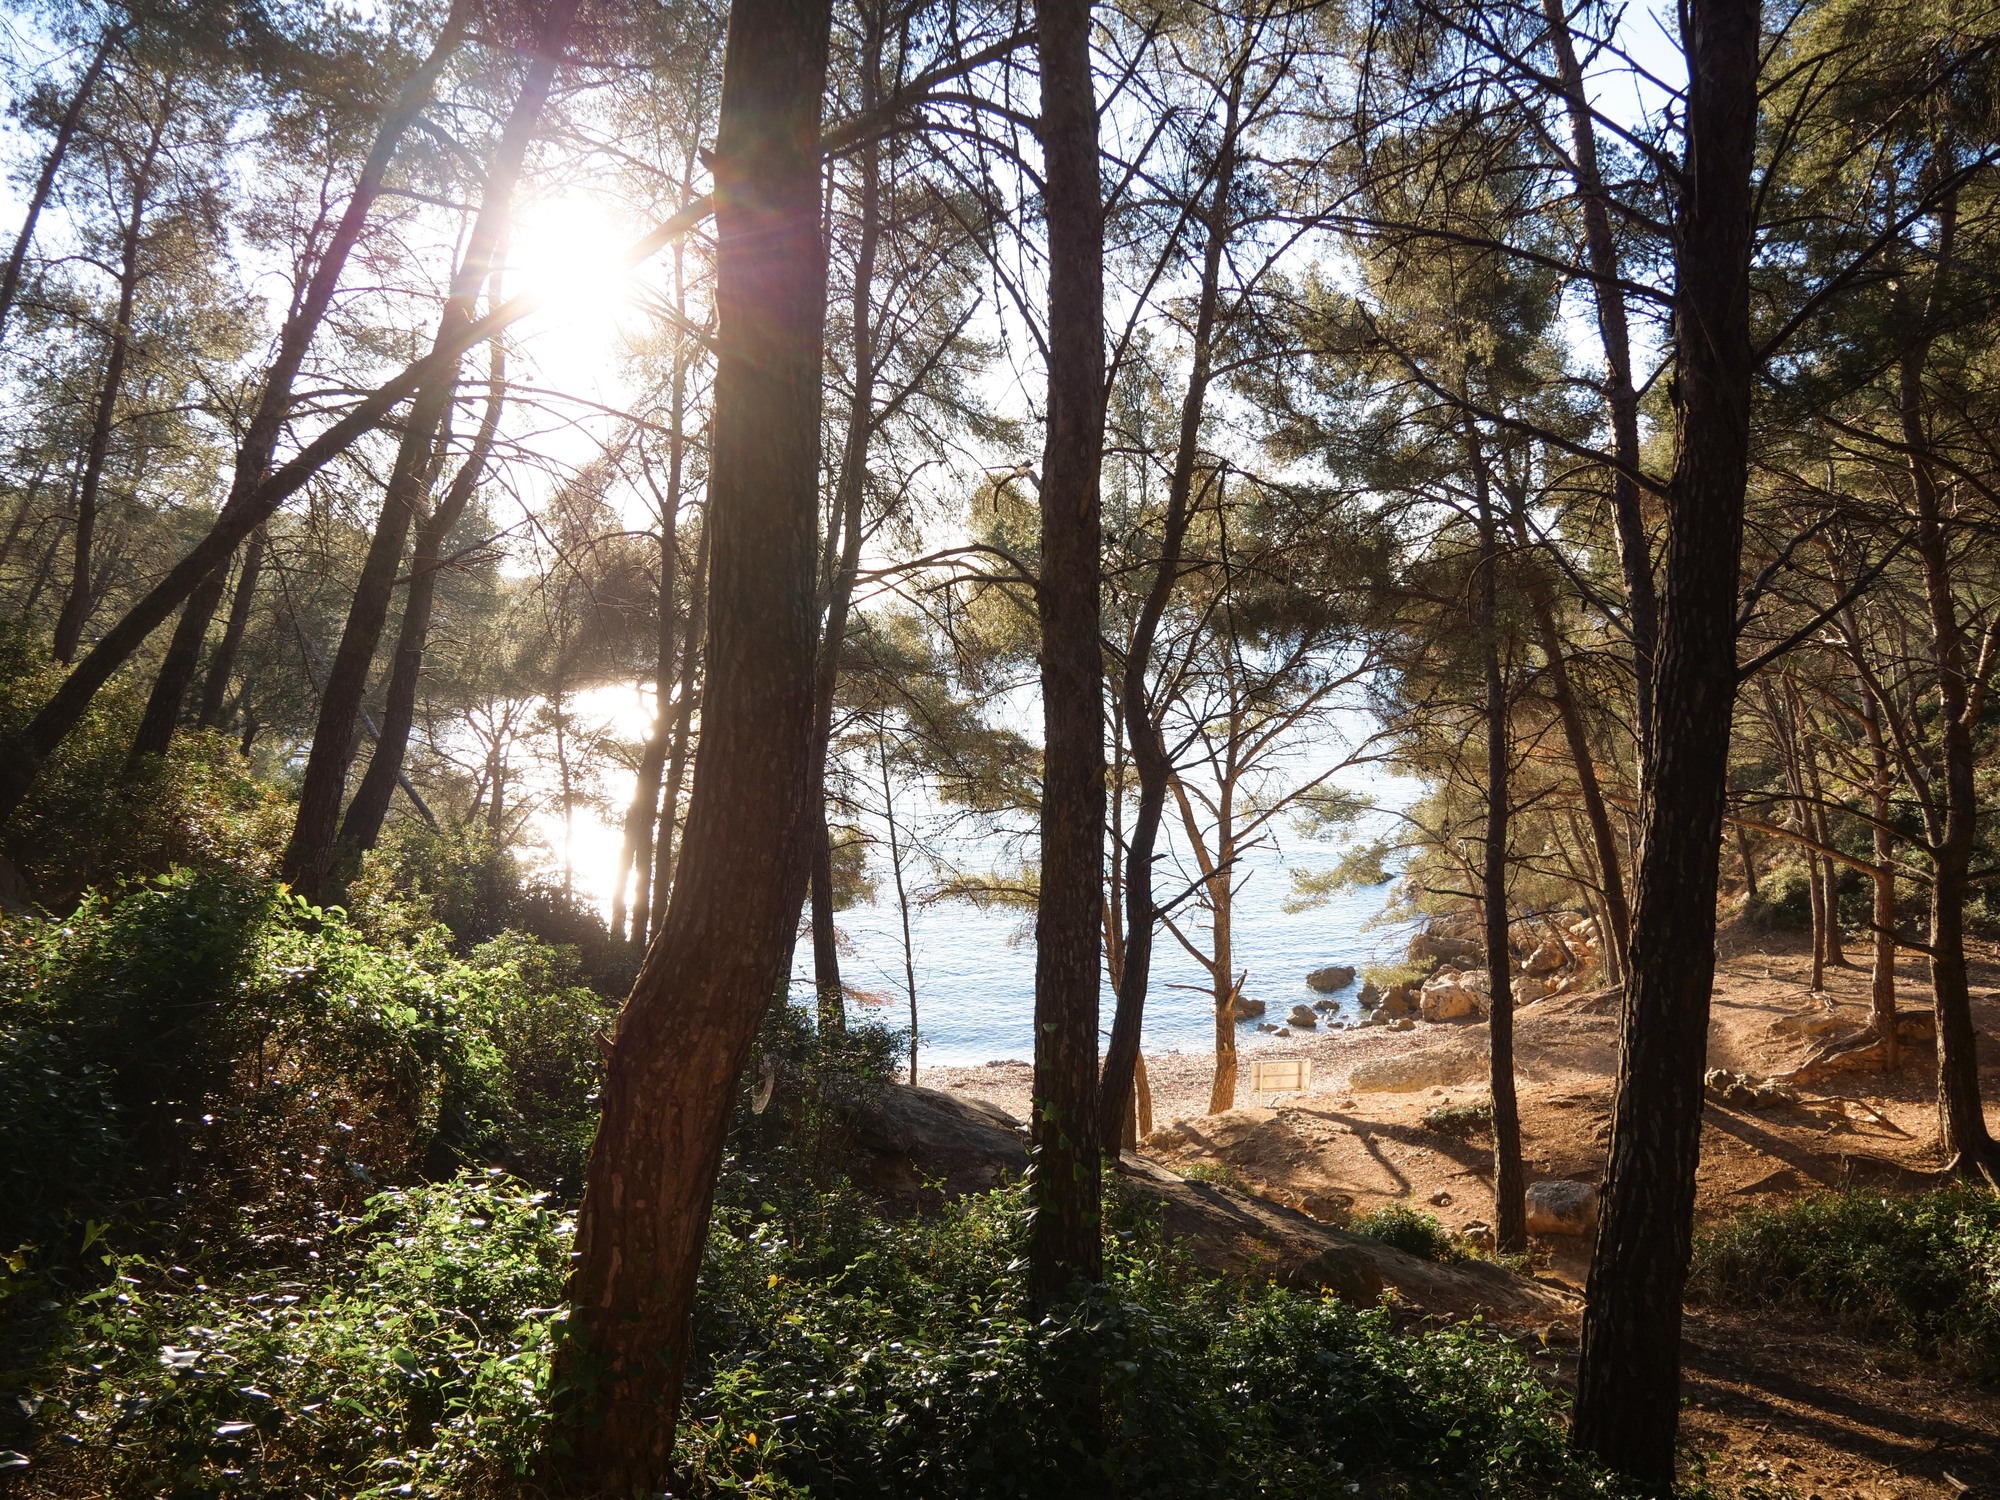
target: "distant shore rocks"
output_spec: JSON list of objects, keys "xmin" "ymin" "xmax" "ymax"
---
[
  {"xmin": 1418, "ymin": 968, "xmax": 1489, "ymax": 1023},
  {"xmin": 1306, "ymin": 963, "xmax": 1357, "ymax": 993},
  {"xmin": 1232, "ymin": 995, "xmax": 1267, "ymax": 1020},
  {"xmin": 1356, "ymin": 979, "xmax": 1382, "ymax": 1008},
  {"xmin": 1409, "ymin": 929, "xmax": 1482, "ymax": 967},
  {"xmin": 1288, "ymin": 1004, "xmax": 1319, "ymax": 1028}
]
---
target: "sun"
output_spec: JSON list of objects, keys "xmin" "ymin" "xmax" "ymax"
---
[{"xmin": 505, "ymin": 189, "xmax": 642, "ymax": 396}]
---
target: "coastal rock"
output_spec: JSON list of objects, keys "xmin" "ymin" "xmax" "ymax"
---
[
  {"xmin": 1356, "ymin": 980, "xmax": 1382, "ymax": 1008},
  {"xmin": 1312, "ymin": 998, "xmax": 1338, "ymax": 1013},
  {"xmin": 1409, "ymin": 929, "xmax": 1481, "ymax": 967},
  {"xmin": 1349, "ymin": 1049, "xmax": 1482, "ymax": 1093},
  {"xmin": 1289, "ymin": 1005, "xmax": 1319, "ymax": 1028},
  {"xmin": 1256, "ymin": 1021, "xmax": 1280, "ymax": 1033},
  {"xmin": 1232, "ymin": 995, "xmax": 1267, "ymax": 1020},
  {"xmin": 1523, "ymin": 941, "xmax": 1566, "ymax": 976},
  {"xmin": 1419, "ymin": 969, "xmax": 1488, "ymax": 1022},
  {"xmin": 1525, "ymin": 1180, "xmax": 1599, "ymax": 1237},
  {"xmin": 1378, "ymin": 983, "xmax": 1415, "ymax": 1019},
  {"xmin": 1307, "ymin": 964, "xmax": 1357, "ymax": 993}
]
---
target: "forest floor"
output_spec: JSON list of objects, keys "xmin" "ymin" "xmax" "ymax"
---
[{"xmin": 919, "ymin": 921, "xmax": 2000, "ymax": 1500}]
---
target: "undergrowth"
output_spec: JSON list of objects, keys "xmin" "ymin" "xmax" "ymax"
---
[{"xmin": 1689, "ymin": 1186, "xmax": 2000, "ymax": 1381}]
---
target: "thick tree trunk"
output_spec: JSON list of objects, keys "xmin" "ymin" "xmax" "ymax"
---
[
  {"xmin": 339, "ymin": 340, "xmax": 506, "ymax": 854},
  {"xmin": 0, "ymin": 25, "xmax": 120, "ymax": 342},
  {"xmin": 1099, "ymin": 69, "xmax": 1239, "ymax": 1153},
  {"xmin": 54, "ymin": 107, "xmax": 164, "ymax": 663},
  {"xmin": 283, "ymin": 8, "xmax": 566, "ymax": 897},
  {"xmin": 554, "ymin": 0, "xmax": 832, "ymax": 1481},
  {"xmin": 1472, "ymin": 432, "xmax": 1524, "ymax": 1254},
  {"xmin": 1028, "ymin": 0, "xmax": 1107, "ymax": 1298},
  {"xmin": 1542, "ymin": 0, "xmax": 1657, "ymax": 751},
  {"xmin": 1572, "ymin": 0, "xmax": 1760, "ymax": 1484}
]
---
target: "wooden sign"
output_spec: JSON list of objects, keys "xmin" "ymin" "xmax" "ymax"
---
[{"xmin": 1249, "ymin": 1057, "xmax": 1312, "ymax": 1095}]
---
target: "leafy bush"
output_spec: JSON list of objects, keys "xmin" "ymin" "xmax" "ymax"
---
[
  {"xmin": 1422, "ymin": 1098, "xmax": 1494, "ymax": 1139},
  {"xmin": 1743, "ymin": 862, "xmax": 1813, "ymax": 930},
  {"xmin": 1690, "ymin": 1186, "xmax": 2000, "ymax": 1380},
  {"xmin": 32, "ymin": 1172, "xmax": 569, "ymax": 1499},
  {"xmin": 15, "ymin": 1170, "xmax": 1617, "ymax": 1500},
  {"xmin": 1347, "ymin": 1204, "xmax": 1462, "ymax": 1263},
  {"xmin": 0, "ymin": 872, "xmax": 613, "ymax": 1289}
]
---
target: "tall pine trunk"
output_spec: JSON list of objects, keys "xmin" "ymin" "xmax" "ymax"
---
[
  {"xmin": 1471, "ymin": 429, "xmax": 1524, "ymax": 1253},
  {"xmin": 1572, "ymin": 0, "xmax": 1760, "ymax": 1482},
  {"xmin": 1098, "ymin": 66, "xmax": 1240, "ymax": 1153},
  {"xmin": 1542, "ymin": 0, "xmax": 1657, "ymax": 750},
  {"xmin": 282, "ymin": 5, "xmax": 567, "ymax": 896},
  {"xmin": 554, "ymin": 0, "xmax": 832, "ymax": 1480},
  {"xmin": 339, "ymin": 337, "xmax": 506, "ymax": 854},
  {"xmin": 54, "ymin": 103, "xmax": 165, "ymax": 664},
  {"xmin": 194, "ymin": 527, "xmax": 265, "ymax": 729},
  {"xmin": 0, "ymin": 24, "xmax": 121, "ymax": 342},
  {"xmin": 1028, "ymin": 0, "xmax": 1107, "ymax": 1297}
]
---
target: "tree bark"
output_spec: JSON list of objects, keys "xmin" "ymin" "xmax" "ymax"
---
[
  {"xmin": 1098, "ymin": 64, "xmax": 1239, "ymax": 1154},
  {"xmin": 0, "ymin": 24, "xmax": 121, "ymax": 342},
  {"xmin": 283, "ymin": 4, "xmax": 567, "ymax": 897},
  {"xmin": 1028, "ymin": 0, "xmax": 1107, "ymax": 1297},
  {"xmin": 54, "ymin": 102, "xmax": 166, "ymax": 664},
  {"xmin": 1572, "ymin": 0, "xmax": 1760, "ymax": 1483},
  {"xmin": 1471, "ymin": 427, "xmax": 1525, "ymax": 1254},
  {"xmin": 126, "ymin": 6, "xmax": 471, "ymax": 761},
  {"xmin": 339, "ymin": 336, "xmax": 506, "ymax": 854},
  {"xmin": 555, "ymin": 0, "xmax": 832, "ymax": 1480}
]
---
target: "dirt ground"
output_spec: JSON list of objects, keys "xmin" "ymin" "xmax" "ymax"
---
[{"xmin": 919, "ymin": 921, "xmax": 2000, "ymax": 1500}]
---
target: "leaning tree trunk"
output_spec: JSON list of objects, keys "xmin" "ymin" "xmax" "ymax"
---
[
  {"xmin": 1098, "ymin": 65, "xmax": 1240, "ymax": 1153},
  {"xmin": 1470, "ymin": 428, "xmax": 1525, "ymax": 1254},
  {"xmin": 283, "ymin": 5, "xmax": 566, "ymax": 897},
  {"xmin": 339, "ymin": 337, "xmax": 506, "ymax": 854},
  {"xmin": 0, "ymin": 23, "xmax": 121, "ymax": 343},
  {"xmin": 1027, "ymin": 0, "xmax": 1107, "ymax": 1299},
  {"xmin": 54, "ymin": 105, "xmax": 164, "ymax": 664},
  {"xmin": 553, "ymin": 0, "xmax": 832, "ymax": 1482},
  {"xmin": 1572, "ymin": 0, "xmax": 1760, "ymax": 1485},
  {"xmin": 127, "ymin": 5, "xmax": 470, "ymax": 763}
]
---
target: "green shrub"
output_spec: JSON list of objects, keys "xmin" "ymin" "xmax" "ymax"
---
[
  {"xmin": 1690, "ymin": 1186, "xmax": 2000, "ymax": 1380},
  {"xmin": 1744, "ymin": 862, "xmax": 1813, "ymax": 930},
  {"xmin": 1347, "ymin": 1203, "xmax": 1461, "ymax": 1263},
  {"xmin": 37, "ymin": 1171, "xmax": 569, "ymax": 1499},
  {"xmin": 1422, "ymin": 1097, "xmax": 1494, "ymax": 1138},
  {"xmin": 0, "ymin": 872, "xmax": 613, "ymax": 1288}
]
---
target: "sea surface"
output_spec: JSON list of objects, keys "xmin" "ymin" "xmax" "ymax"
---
[{"xmin": 784, "ymin": 763, "xmax": 1418, "ymax": 1068}]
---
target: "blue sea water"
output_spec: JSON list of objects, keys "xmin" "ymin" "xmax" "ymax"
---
[{"xmin": 789, "ymin": 762, "xmax": 1417, "ymax": 1067}]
